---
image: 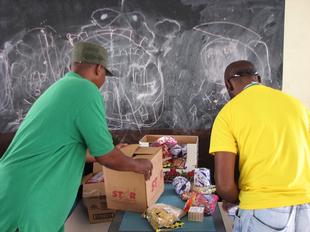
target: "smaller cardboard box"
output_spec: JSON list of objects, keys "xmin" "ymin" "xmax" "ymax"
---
[
  {"xmin": 83, "ymin": 195, "xmax": 107, "ymax": 211},
  {"xmin": 82, "ymin": 162, "xmax": 116, "ymax": 223},
  {"xmin": 82, "ymin": 170, "xmax": 105, "ymax": 203},
  {"xmin": 87, "ymin": 209, "xmax": 116, "ymax": 224},
  {"xmin": 103, "ymin": 144, "xmax": 164, "ymax": 213},
  {"xmin": 139, "ymin": 135, "xmax": 199, "ymax": 171}
]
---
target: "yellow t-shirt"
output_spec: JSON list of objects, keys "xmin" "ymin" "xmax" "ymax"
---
[{"xmin": 209, "ymin": 85, "xmax": 310, "ymax": 209}]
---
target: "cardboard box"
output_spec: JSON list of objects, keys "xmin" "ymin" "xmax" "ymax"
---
[
  {"xmin": 83, "ymin": 195, "xmax": 107, "ymax": 211},
  {"xmin": 139, "ymin": 135, "xmax": 199, "ymax": 171},
  {"xmin": 87, "ymin": 209, "xmax": 116, "ymax": 224},
  {"xmin": 82, "ymin": 162, "xmax": 116, "ymax": 223},
  {"xmin": 82, "ymin": 172, "xmax": 105, "ymax": 199},
  {"xmin": 93, "ymin": 162, "xmax": 104, "ymax": 173},
  {"xmin": 103, "ymin": 144, "xmax": 164, "ymax": 213}
]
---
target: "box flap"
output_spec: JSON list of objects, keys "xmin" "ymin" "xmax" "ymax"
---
[
  {"xmin": 134, "ymin": 146, "xmax": 161, "ymax": 155},
  {"xmin": 120, "ymin": 144, "xmax": 160, "ymax": 157},
  {"xmin": 93, "ymin": 162, "xmax": 103, "ymax": 173},
  {"xmin": 120, "ymin": 144, "xmax": 140, "ymax": 157}
]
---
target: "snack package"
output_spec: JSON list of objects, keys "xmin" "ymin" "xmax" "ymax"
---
[
  {"xmin": 170, "ymin": 144, "xmax": 187, "ymax": 158},
  {"xmin": 191, "ymin": 185, "xmax": 216, "ymax": 195},
  {"xmin": 85, "ymin": 172, "xmax": 104, "ymax": 184},
  {"xmin": 188, "ymin": 206, "xmax": 205, "ymax": 222},
  {"xmin": 194, "ymin": 168, "xmax": 211, "ymax": 187},
  {"xmin": 164, "ymin": 168, "xmax": 181, "ymax": 183},
  {"xmin": 144, "ymin": 203, "xmax": 185, "ymax": 231},
  {"xmin": 151, "ymin": 136, "xmax": 187, "ymax": 169},
  {"xmin": 180, "ymin": 191, "xmax": 191, "ymax": 201},
  {"xmin": 172, "ymin": 176, "xmax": 191, "ymax": 196},
  {"xmin": 183, "ymin": 192, "xmax": 197, "ymax": 213},
  {"xmin": 155, "ymin": 136, "xmax": 178, "ymax": 147},
  {"xmin": 194, "ymin": 194, "xmax": 219, "ymax": 215}
]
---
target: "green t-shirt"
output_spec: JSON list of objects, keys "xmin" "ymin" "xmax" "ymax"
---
[{"xmin": 0, "ymin": 72, "xmax": 114, "ymax": 231}]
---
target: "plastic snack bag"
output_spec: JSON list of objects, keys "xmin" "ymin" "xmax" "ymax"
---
[
  {"xmin": 172, "ymin": 176, "xmax": 191, "ymax": 196},
  {"xmin": 194, "ymin": 168, "xmax": 211, "ymax": 187},
  {"xmin": 144, "ymin": 203, "xmax": 185, "ymax": 231},
  {"xmin": 85, "ymin": 172, "xmax": 104, "ymax": 184},
  {"xmin": 194, "ymin": 194, "xmax": 219, "ymax": 215}
]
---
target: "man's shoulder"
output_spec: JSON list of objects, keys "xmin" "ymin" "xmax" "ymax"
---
[
  {"xmin": 215, "ymin": 102, "xmax": 233, "ymax": 121},
  {"xmin": 57, "ymin": 72, "xmax": 100, "ymax": 97}
]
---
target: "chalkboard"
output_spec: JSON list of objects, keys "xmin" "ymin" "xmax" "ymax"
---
[{"xmin": 0, "ymin": 0, "xmax": 285, "ymax": 132}]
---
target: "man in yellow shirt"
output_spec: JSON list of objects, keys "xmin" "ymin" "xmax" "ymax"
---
[{"xmin": 209, "ymin": 60, "xmax": 310, "ymax": 231}]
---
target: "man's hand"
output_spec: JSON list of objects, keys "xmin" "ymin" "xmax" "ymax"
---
[
  {"xmin": 133, "ymin": 158, "xmax": 153, "ymax": 180},
  {"xmin": 222, "ymin": 200, "xmax": 237, "ymax": 212}
]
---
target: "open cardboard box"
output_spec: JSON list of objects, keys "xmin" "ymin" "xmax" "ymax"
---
[
  {"xmin": 139, "ymin": 135, "xmax": 199, "ymax": 171},
  {"xmin": 103, "ymin": 144, "xmax": 164, "ymax": 213}
]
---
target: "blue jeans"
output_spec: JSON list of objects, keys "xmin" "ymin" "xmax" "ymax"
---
[{"xmin": 233, "ymin": 203, "xmax": 310, "ymax": 232}]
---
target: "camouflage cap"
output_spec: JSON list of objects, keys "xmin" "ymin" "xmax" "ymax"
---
[{"xmin": 71, "ymin": 41, "xmax": 113, "ymax": 76}]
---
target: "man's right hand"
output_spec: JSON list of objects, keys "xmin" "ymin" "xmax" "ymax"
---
[{"xmin": 133, "ymin": 158, "xmax": 153, "ymax": 180}]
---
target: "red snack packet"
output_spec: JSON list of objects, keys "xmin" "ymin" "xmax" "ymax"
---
[{"xmin": 183, "ymin": 192, "xmax": 197, "ymax": 213}]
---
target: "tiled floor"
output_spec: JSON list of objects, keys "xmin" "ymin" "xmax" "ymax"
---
[{"xmin": 65, "ymin": 201, "xmax": 233, "ymax": 232}]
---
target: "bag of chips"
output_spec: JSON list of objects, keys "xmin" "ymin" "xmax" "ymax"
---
[{"xmin": 144, "ymin": 203, "xmax": 185, "ymax": 231}]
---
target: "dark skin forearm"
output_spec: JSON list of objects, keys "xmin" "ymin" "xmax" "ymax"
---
[{"xmin": 214, "ymin": 151, "xmax": 239, "ymax": 203}]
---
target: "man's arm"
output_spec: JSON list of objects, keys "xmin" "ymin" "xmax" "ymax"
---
[
  {"xmin": 86, "ymin": 144, "xmax": 128, "ymax": 163},
  {"xmin": 86, "ymin": 149, "xmax": 96, "ymax": 163},
  {"xmin": 214, "ymin": 151, "xmax": 239, "ymax": 203}
]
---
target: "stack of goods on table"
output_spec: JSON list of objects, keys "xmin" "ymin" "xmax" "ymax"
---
[
  {"xmin": 143, "ymin": 168, "xmax": 218, "ymax": 231},
  {"xmin": 146, "ymin": 135, "xmax": 199, "ymax": 183},
  {"xmin": 150, "ymin": 136, "xmax": 187, "ymax": 169},
  {"xmin": 139, "ymin": 135, "xmax": 199, "ymax": 175}
]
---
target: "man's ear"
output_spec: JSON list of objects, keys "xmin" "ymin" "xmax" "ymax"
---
[
  {"xmin": 225, "ymin": 79, "xmax": 234, "ymax": 91},
  {"xmin": 257, "ymin": 75, "xmax": 261, "ymax": 83},
  {"xmin": 95, "ymin": 64, "xmax": 101, "ymax": 75}
]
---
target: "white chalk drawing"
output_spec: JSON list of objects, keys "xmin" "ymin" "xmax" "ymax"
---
[
  {"xmin": 69, "ymin": 8, "xmax": 166, "ymax": 129},
  {"xmin": 0, "ymin": 6, "xmax": 277, "ymax": 131},
  {"xmin": 0, "ymin": 27, "xmax": 69, "ymax": 131}
]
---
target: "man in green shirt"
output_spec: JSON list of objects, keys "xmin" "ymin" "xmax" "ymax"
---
[{"xmin": 0, "ymin": 42, "xmax": 153, "ymax": 232}]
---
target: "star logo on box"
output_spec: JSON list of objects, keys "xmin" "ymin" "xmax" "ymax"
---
[{"xmin": 112, "ymin": 190, "xmax": 136, "ymax": 201}]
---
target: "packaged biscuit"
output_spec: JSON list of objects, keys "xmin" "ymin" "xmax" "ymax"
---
[{"xmin": 144, "ymin": 203, "xmax": 185, "ymax": 231}]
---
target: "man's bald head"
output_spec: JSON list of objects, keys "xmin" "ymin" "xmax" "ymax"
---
[
  {"xmin": 224, "ymin": 60, "xmax": 257, "ymax": 82},
  {"xmin": 224, "ymin": 60, "xmax": 260, "ymax": 99}
]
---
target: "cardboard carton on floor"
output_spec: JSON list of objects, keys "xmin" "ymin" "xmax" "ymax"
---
[
  {"xmin": 103, "ymin": 144, "xmax": 164, "ymax": 213},
  {"xmin": 82, "ymin": 162, "xmax": 115, "ymax": 223},
  {"xmin": 139, "ymin": 135, "xmax": 199, "ymax": 171},
  {"xmin": 87, "ymin": 209, "xmax": 116, "ymax": 224}
]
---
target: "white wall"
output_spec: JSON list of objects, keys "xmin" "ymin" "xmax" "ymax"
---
[{"xmin": 283, "ymin": 0, "xmax": 310, "ymax": 109}]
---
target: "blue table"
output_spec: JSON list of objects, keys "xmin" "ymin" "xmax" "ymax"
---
[{"xmin": 109, "ymin": 184, "xmax": 226, "ymax": 232}]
